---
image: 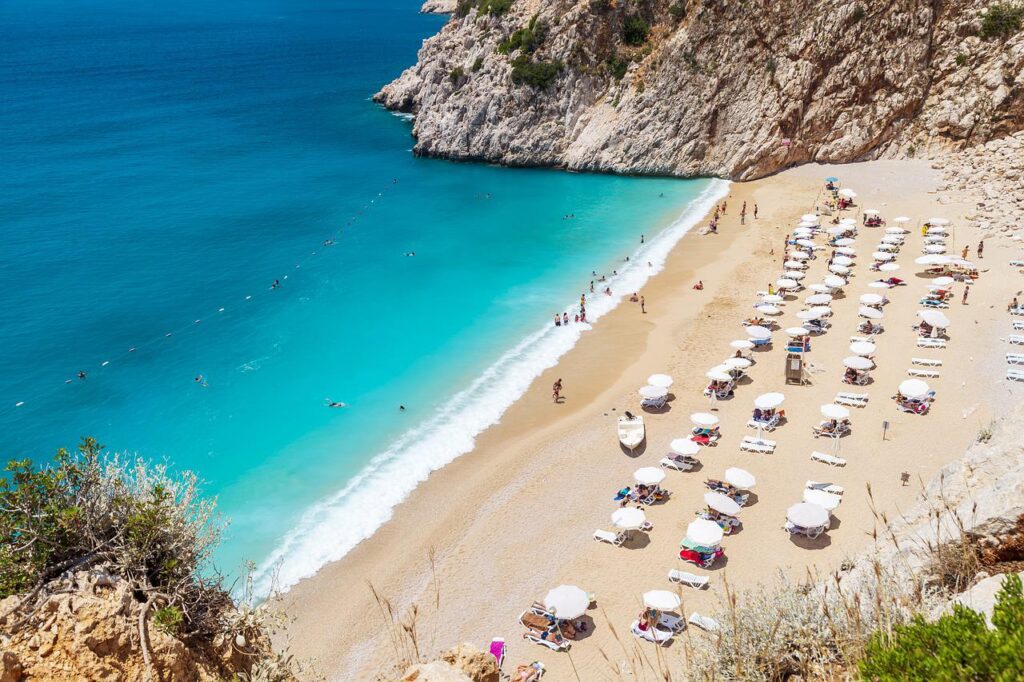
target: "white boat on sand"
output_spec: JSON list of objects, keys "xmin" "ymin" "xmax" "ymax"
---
[{"xmin": 618, "ymin": 413, "xmax": 645, "ymax": 451}]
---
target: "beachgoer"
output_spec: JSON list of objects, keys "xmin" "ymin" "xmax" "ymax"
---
[
  {"xmin": 271, "ymin": 279, "xmax": 280, "ymax": 289},
  {"xmin": 977, "ymin": 240, "xmax": 984, "ymax": 259},
  {"xmin": 552, "ymin": 378, "xmax": 562, "ymax": 402},
  {"xmin": 722, "ymin": 201, "xmax": 727, "ymax": 213},
  {"xmin": 630, "ymin": 292, "xmax": 639, "ymax": 302},
  {"xmin": 77, "ymin": 371, "xmax": 87, "ymax": 380},
  {"xmin": 326, "ymin": 400, "xmax": 347, "ymax": 408},
  {"xmin": 753, "ymin": 203, "xmax": 758, "ymax": 219},
  {"xmin": 399, "ymin": 405, "xmax": 406, "ymax": 411},
  {"xmin": 1010, "ymin": 297, "xmax": 1019, "ymax": 311},
  {"xmin": 574, "ymin": 314, "xmax": 579, "ymax": 323},
  {"xmin": 640, "ymin": 234, "xmax": 645, "ymax": 244},
  {"xmin": 563, "ymin": 312, "xmax": 569, "ymax": 325},
  {"xmin": 640, "ymin": 296, "xmax": 646, "ymax": 313},
  {"xmin": 589, "ymin": 281, "xmax": 594, "ymax": 293},
  {"xmin": 554, "ymin": 314, "xmax": 561, "ymax": 327},
  {"xmin": 961, "ymin": 245, "xmax": 969, "ymax": 259},
  {"xmin": 962, "ymin": 286, "xmax": 970, "ymax": 305},
  {"xmin": 604, "ymin": 287, "xmax": 612, "ymax": 296},
  {"xmin": 693, "ymin": 280, "xmax": 703, "ymax": 290},
  {"xmin": 580, "ymin": 294, "xmax": 586, "ymax": 307}
]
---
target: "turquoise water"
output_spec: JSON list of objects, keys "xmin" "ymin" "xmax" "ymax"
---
[{"xmin": 0, "ymin": 0, "xmax": 723, "ymax": 590}]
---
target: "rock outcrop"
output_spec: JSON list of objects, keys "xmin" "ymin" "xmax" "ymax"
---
[
  {"xmin": 400, "ymin": 644, "xmax": 499, "ymax": 682},
  {"xmin": 421, "ymin": 0, "xmax": 457, "ymax": 13},
  {"xmin": 377, "ymin": 0, "xmax": 1024, "ymax": 179}
]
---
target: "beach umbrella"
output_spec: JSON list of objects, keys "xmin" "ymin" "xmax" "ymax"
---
[
  {"xmin": 835, "ymin": 238, "xmax": 856, "ymax": 246},
  {"xmin": 724, "ymin": 357, "xmax": 752, "ymax": 370},
  {"xmin": 724, "ymin": 467, "xmax": 756, "ymax": 489},
  {"xmin": 849, "ymin": 340, "xmax": 876, "ymax": 355},
  {"xmin": 691, "ymin": 412, "xmax": 719, "ymax": 427},
  {"xmin": 829, "ymin": 264, "xmax": 850, "ymax": 275},
  {"xmin": 754, "ymin": 392, "xmax": 785, "ymax": 409},
  {"xmin": 924, "ymin": 245, "xmax": 946, "ymax": 254},
  {"xmin": 794, "ymin": 226, "xmax": 815, "ymax": 235},
  {"xmin": 791, "ymin": 251, "xmax": 810, "ymax": 260},
  {"xmin": 800, "ymin": 213, "xmax": 819, "ymax": 223},
  {"xmin": 634, "ymin": 467, "xmax": 667, "ymax": 486},
  {"xmin": 824, "ymin": 275, "xmax": 846, "ymax": 288},
  {"xmin": 806, "ymin": 293, "xmax": 832, "ymax": 305},
  {"xmin": 835, "ymin": 247, "xmax": 856, "ymax": 256},
  {"xmin": 915, "ymin": 255, "xmax": 950, "ymax": 266},
  {"xmin": 879, "ymin": 263, "xmax": 900, "ymax": 272},
  {"xmin": 859, "ymin": 306, "xmax": 883, "ymax": 319},
  {"xmin": 648, "ymin": 374, "xmax": 673, "ymax": 388},
  {"xmin": 860, "ymin": 293, "xmax": 884, "ymax": 306},
  {"xmin": 928, "ymin": 217, "xmax": 950, "ymax": 225},
  {"xmin": 839, "ymin": 217, "xmax": 857, "ymax": 226},
  {"xmin": 796, "ymin": 309, "xmax": 825, "ymax": 321},
  {"xmin": 868, "ymin": 281, "xmax": 891, "ymax": 289},
  {"xmin": 808, "ymin": 284, "xmax": 831, "ymax": 293},
  {"xmin": 833, "ymin": 255, "xmax": 854, "ymax": 266},
  {"xmin": 544, "ymin": 585, "xmax": 590, "ymax": 619},
  {"xmin": 821, "ymin": 403, "xmax": 851, "ymax": 420},
  {"xmin": 787, "ymin": 502, "xmax": 830, "ymax": 529},
  {"xmin": 863, "ymin": 209, "xmax": 880, "ymax": 215},
  {"xmin": 643, "ymin": 590, "xmax": 681, "ymax": 612},
  {"xmin": 893, "ymin": 216, "xmax": 910, "ymax": 224},
  {"xmin": 796, "ymin": 239, "xmax": 815, "ymax": 248},
  {"xmin": 827, "ymin": 226, "xmax": 847, "ymax": 236},
  {"xmin": 872, "ymin": 252, "xmax": 894, "ymax": 261},
  {"xmin": 746, "ymin": 325, "xmax": 771, "ymax": 340},
  {"xmin": 670, "ymin": 438, "xmax": 700, "ymax": 456},
  {"xmin": 825, "ymin": 176, "xmax": 839, "ymax": 182},
  {"xmin": 803, "ymin": 488, "xmax": 842, "ymax": 511},
  {"xmin": 924, "ymin": 235, "xmax": 947, "ymax": 243},
  {"xmin": 756, "ymin": 304, "xmax": 782, "ymax": 316},
  {"xmin": 760, "ymin": 294, "xmax": 785, "ymax": 303},
  {"xmin": 927, "ymin": 226, "xmax": 948, "ymax": 234},
  {"xmin": 933, "ymin": 276, "xmax": 954, "ymax": 287},
  {"xmin": 838, "ymin": 188, "xmax": 857, "ymax": 198},
  {"xmin": 784, "ymin": 260, "xmax": 806, "ymax": 270},
  {"xmin": 809, "ymin": 306, "xmax": 832, "ymax": 318},
  {"xmin": 776, "ymin": 278, "xmax": 798, "ymax": 289},
  {"xmin": 704, "ymin": 492, "xmax": 741, "ymax": 516},
  {"xmin": 685, "ymin": 518, "xmax": 724, "ymax": 547},
  {"xmin": 612, "ymin": 507, "xmax": 647, "ymax": 531},
  {"xmin": 918, "ymin": 310, "xmax": 950, "ymax": 328},
  {"xmin": 730, "ymin": 339, "xmax": 754, "ymax": 350},
  {"xmin": 639, "ymin": 385, "xmax": 668, "ymax": 400},
  {"xmin": 785, "ymin": 326, "xmax": 810, "ymax": 336},
  {"xmin": 881, "ymin": 235, "xmax": 902, "ymax": 244},
  {"xmin": 843, "ymin": 356, "xmax": 873, "ymax": 370},
  {"xmin": 785, "ymin": 271, "xmax": 806, "ymax": 281},
  {"xmin": 705, "ymin": 370, "xmax": 731, "ymax": 382},
  {"xmin": 899, "ymin": 379, "xmax": 930, "ymax": 399}
]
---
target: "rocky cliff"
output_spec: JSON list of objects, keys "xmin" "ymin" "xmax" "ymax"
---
[{"xmin": 377, "ymin": 0, "xmax": 1024, "ymax": 179}]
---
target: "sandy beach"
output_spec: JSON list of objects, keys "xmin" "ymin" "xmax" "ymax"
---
[{"xmin": 279, "ymin": 159, "xmax": 1017, "ymax": 680}]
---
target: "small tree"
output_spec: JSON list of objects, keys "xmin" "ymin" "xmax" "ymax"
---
[
  {"xmin": 981, "ymin": 3, "xmax": 1024, "ymax": 39},
  {"xmin": 622, "ymin": 15, "xmax": 650, "ymax": 45}
]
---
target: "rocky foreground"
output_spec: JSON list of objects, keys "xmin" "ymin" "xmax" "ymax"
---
[{"xmin": 377, "ymin": 0, "xmax": 1023, "ymax": 179}]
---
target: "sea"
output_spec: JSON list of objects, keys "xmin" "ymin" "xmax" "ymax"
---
[{"xmin": 0, "ymin": 0, "xmax": 727, "ymax": 593}]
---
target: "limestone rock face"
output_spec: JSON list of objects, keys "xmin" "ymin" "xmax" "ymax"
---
[
  {"xmin": 376, "ymin": 0, "xmax": 1024, "ymax": 179},
  {"xmin": 401, "ymin": 644, "xmax": 499, "ymax": 682},
  {"xmin": 421, "ymin": 0, "xmax": 457, "ymax": 13}
]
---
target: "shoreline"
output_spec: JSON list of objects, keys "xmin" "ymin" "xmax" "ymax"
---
[{"xmin": 279, "ymin": 159, "xmax": 1007, "ymax": 679}]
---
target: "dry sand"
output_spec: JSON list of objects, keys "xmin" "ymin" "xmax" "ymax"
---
[{"xmin": 278, "ymin": 160, "xmax": 1019, "ymax": 680}]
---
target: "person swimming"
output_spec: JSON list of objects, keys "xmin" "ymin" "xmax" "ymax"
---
[{"xmin": 326, "ymin": 399, "xmax": 347, "ymax": 408}]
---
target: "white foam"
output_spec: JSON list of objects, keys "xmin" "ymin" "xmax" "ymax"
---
[{"xmin": 251, "ymin": 179, "xmax": 731, "ymax": 596}]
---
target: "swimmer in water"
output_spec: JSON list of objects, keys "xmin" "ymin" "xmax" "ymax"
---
[
  {"xmin": 271, "ymin": 279, "xmax": 280, "ymax": 289},
  {"xmin": 405, "ymin": 251, "xmax": 416, "ymax": 257},
  {"xmin": 195, "ymin": 375, "xmax": 208, "ymax": 387},
  {"xmin": 326, "ymin": 399, "xmax": 347, "ymax": 408},
  {"xmin": 78, "ymin": 371, "xmax": 87, "ymax": 380},
  {"xmin": 399, "ymin": 405, "xmax": 406, "ymax": 411}
]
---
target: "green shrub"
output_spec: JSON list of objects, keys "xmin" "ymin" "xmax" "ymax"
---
[
  {"xmin": 622, "ymin": 15, "xmax": 650, "ymax": 45},
  {"xmin": 668, "ymin": 3, "xmax": 685, "ymax": 19},
  {"xmin": 606, "ymin": 52, "xmax": 630, "ymax": 79},
  {"xmin": 510, "ymin": 55, "xmax": 563, "ymax": 88},
  {"xmin": 981, "ymin": 2, "xmax": 1024, "ymax": 39},
  {"xmin": 497, "ymin": 15, "xmax": 548, "ymax": 54},
  {"xmin": 589, "ymin": 0, "xmax": 611, "ymax": 11},
  {"xmin": 153, "ymin": 605, "xmax": 184, "ymax": 635},
  {"xmin": 955, "ymin": 53, "xmax": 968, "ymax": 66},
  {"xmin": 471, "ymin": 56, "xmax": 484, "ymax": 72},
  {"xmin": 449, "ymin": 66, "xmax": 465, "ymax": 84},
  {"xmin": 851, "ymin": 5, "xmax": 865, "ymax": 22},
  {"xmin": 859, "ymin": 574, "xmax": 1024, "ymax": 680}
]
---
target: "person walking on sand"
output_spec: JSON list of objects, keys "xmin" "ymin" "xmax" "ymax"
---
[
  {"xmin": 552, "ymin": 378, "xmax": 562, "ymax": 402},
  {"xmin": 640, "ymin": 296, "xmax": 646, "ymax": 313},
  {"xmin": 1009, "ymin": 297, "xmax": 1019, "ymax": 312},
  {"xmin": 977, "ymin": 240, "xmax": 984, "ymax": 259},
  {"xmin": 753, "ymin": 203, "xmax": 758, "ymax": 219},
  {"xmin": 961, "ymin": 245, "xmax": 969, "ymax": 259},
  {"xmin": 962, "ymin": 286, "xmax": 970, "ymax": 305},
  {"xmin": 740, "ymin": 202, "xmax": 747, "ymax": 224}
]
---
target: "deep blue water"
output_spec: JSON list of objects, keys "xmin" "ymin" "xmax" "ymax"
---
[{"xmin": 0, "ymin": 0, "xmax": 719, "ymax": 589}]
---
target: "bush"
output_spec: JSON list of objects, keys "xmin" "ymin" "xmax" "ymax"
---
[
  {"xmin": 622, "ymin": 15, "xmax": 650, "ymax": 45},
  {"xmin": 955, "ymin": 52, "xmax": 969, "ymax": 66},
  {"xmin": 668, "ymin": 2, "xmax": 685, "ymax": 19},
  {"xmin": 981, "ymin": 2, "xmax": 1024, "ymax": 39},
  {"xmin": 851, "ymin": 5, "xmax": 866, "ymax": 22},
  {"xmin": 471, "ymin": 56, "xmax": 484, "ymax": 72},
  {"xmin": 449, "ymin": 66, "xmax": 465, "ymax": 84},
  {"xmin": 510, "ymin": 55, "xmax": 563, "ymax": 89},
  {"xmin": 606, "ymin": 52, "xmax": 630, "ymax": 79},
  {"xmin": 153, "ymin": 605, "xmax": 184, "ymax": 635},
  {"xmin": 859, "ymin": 574, "xmax": 1024, "ymax": 680},
  {"xmin": 497, "ymin": 15, "xmax": 548, "ymax": 54},
  {"xmin": 589, "ymin": 0, "xmax": 611, "ymax": 11}
]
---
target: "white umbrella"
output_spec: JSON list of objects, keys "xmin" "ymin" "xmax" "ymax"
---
[
  {"xmin": 859, "ymin": 306, "xmax": 883, "ymax": 319},
  {"xmin": 784, "ymin": 260, "xmax": 806, "ymax": 270},
  {"xmin": 724, "ymin": 467, "xmax": 756, "ymax": 489},
  {"xmin": 915, "ymin": 255, "xmax": 950, "ymax": 266},
  {"xmin": 877, "ymin": 243, "xmax": 898, "ymax": 252},
  {"xmin": 824, "ymin": 275, "xmax": 846, "ymax": 288},
  {"xmin": 796, "ymin": 239, "xmax": 815, "ymax": 248},
  {"xmin": 835, "ymin": 238, "xmax": 855, "ymax": 246},
  {"xmin": 776, "ymin": 278, "xmax": 798, "ymax": 289},
  {"xmin": 755, "ymin": 392, "xmax": 785, "ymax": 409},
  {"xmin": 872, "ymin": 252, "xmax": 894, "ymax": 261},
  {"xmin": 827, "ymin": 226, "xmax": 848, "ymax": 236},
  {"xmin": 843, "ymin": 356, "xmax": 873, "ymax": 370},
  {"xmin": 639, "ymin": 385, "xmax": 668, "ymax": 400},
  {"xmin": 879, "ymin": 263, "xmax": 900, "ymax": 272},
  {"xmin": 918, "ymin": 310, "xmax": 950, "ymax": 328},
  {"xmin": 731, "ymin": 339, "xmax": 754, "ymax": 350},
  {"xmin": 796, "ymin": 221, "xmax": 817, "ymax": 230},
  {"xmin": 808, "ymin": 283, "xmax": 830, "ymax": 293},
  {"xmin": 868, "ymin": 281, "xmax": 891, "ymax": 289},
  {"xmin": 924, "ymin": 245, "xmax": 946, "ymax": 254},
  {"xmin": 785, "ymin": 326, "xmax": 810, "ymax": 336},
  {"xmin": 761, "ymin": 294, "xmax": 785, "ymax": 303},
  {"xmin": 803, "ymin": 488, "xmax": 842, "ymax": 511},
  {"xmin": 746, "ymin": 325, "xmax": 771, "ymax": 340},
  {"xmin": 832, "ymin": 255, "xmax": 854, "ymax": 266},
  {"xmin": 892, "ymin": 217, "xmax": 910, "ymax": 224},
  {"xmin": 784, "ymin": 271, "xmax": 806, "ymax": 281},
  {"xmin": 928, "ymin": 217, "xmax": 950, "ymax": 226},
  {"xmin": 691, "ymin": 412, "xmax": 719, "ymax": 427},
  {"xmin": 809, "ymin": 306, "xmax": 833, "ymax": 318},
  {"xmin": 835, "ymin": 247, "xmax": 856, "ymax": 256},
  {"xmin": 800, "ymin": 213, "xmax": 819, "ymax": 223},
  {"xmin": 704, "ymin": 492, "xmax": 741, "ymax": 516},
  {"xmin": 724, "ymin": 357, "xmax": 752, "ymax": 369},
  {"xmin": 899, "ymin": 378, "xmax": 930, "ymax": 399},
  {"xmin": 838, "ymin": 188, "xmax": 857, "ymax": 198},
  {"xmin": 670, "ymin": 438, "xmax": 700, "ymax": 456},
  {"xmin": 839, "ymin": 217, "xmax": 857, "ymax": 226},
  {"xmin": 756, "ymin": 304, "xmax": 783, "ymax": 315},
  {"xmin": 927, "ymin": 226, "xmax": 948, "ymax": 234},
  {"xmin": 821, "ymin": 403, "xmax": 851, "ymax": 419},
  {"xmin": 829, "ymin": 264, "xmax": 851, "ymax": 275},
  {"xmin": 790, "ymin": 251, "xmax": 810, "ymax": 260},
  {"xmin": 787, "ymin": 502, "xmax": 829, "ymax": 529},
  {"xmin": 685, "ymin": 518, "xmax": 724, "ymax": 547},
  {"xmin": 860, "ymin": 293, "xmax": 884, "ymax": 305},
  {"xmin": 544, "ymin": 585, "xmax": 590, "ymax": 619},
  {"xmin": 643, "ymin": 590, "xmax": 681, "ymax": 612},
  {"xmin": 648, "ymin": 374, "xmax": 673, "ymax": 388},
  {"xmin": 796, "ymin": 309, "xmax": 825, "ymax": 321},
  {"xmin": 933, "ymin": 276, "xmax": 954, "ymax": 287},
  {"xmin": 849, "ymin": 340, "xmax": 876, "ymax": 355},
  {"xmin": 612, "ymin": 507, "xmax": 647, "ymax": 530},
  {"xmin": 924, "ymin": 236, "xmax": 947, "ymax": 243},
  {"xmin": 706, "ymin": 370, "xmax": 731, "ymax": 382},
  {"xmin": 863, "ymin": 209, "xmax": 880, "ymax": 216},
  {"xmin": 886, "ymin": 227, "xmax": 909, "ymax": 235},
  {"xmin": 881, "ymin": 235, "xmax": 902, "ymax": 244},
  {"xmin": 635, "ymin": 467, "xmax": 667, "ymax": 486},
  {"xmin": 794, "ymin": 227, "xmax": 815, "ymax": 235}
]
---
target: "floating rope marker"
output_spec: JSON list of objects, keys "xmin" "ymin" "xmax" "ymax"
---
[
  {"xmin": 218, "ymin": 308, "xmax": 225, "ymax": 313},
  {"xmin": 101, "ymin": 361, "xmax": 109, "ymax": 367},
  {"xmin": 15, "ymin": 402, "xmax": 24, "ymax": 407}
]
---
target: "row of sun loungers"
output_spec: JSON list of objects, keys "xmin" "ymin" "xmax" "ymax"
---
[
  {"xmin": 807, "ymin": 480, "xmax": 844, "ymax": 494},
  {"xmin": 811, "ymin": 451, "xmax": 847, "ymax": 466},
  {"xmin": 917, "ymin": 337, "xmax": 946, "ymax": 348},
  {"xmin": 739, "ymin": 436, "xmax": 775, "ymax": 454},
  {"xmin": 834, "ymin": 391, "xmax": 869, "ymax": 407},
  {"xmin": 906, "ymin": 367, "xmax": 940, "ymax": 378}
]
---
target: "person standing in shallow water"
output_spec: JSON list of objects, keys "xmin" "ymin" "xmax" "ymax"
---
[
  {"xmin": 552, "ymin": 378, "xmax": 562, "ymax": 402},
  {"xmin": 640, "ymin": 296, "xmax": 646, "ymax": 313}
]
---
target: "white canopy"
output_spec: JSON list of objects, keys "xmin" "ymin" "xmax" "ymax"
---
[
  {"xmin": 755, "ymin": 392, "xmax": 785, "ymax": 409},
  {"xmin": 881, "ymin": 235, "xmax": 903, "ymax": 244},
  {"xmin": 670, "ymin": 438, "xmax": 700, "ymax": 456},
  {"xmin": 927, "ymin": 226, "xmax": 948, "ymax": 234},
  {"xmin": 784, "ymin": 271, "xmax": 806, "ymax": 280},
  {"xmin": 648, "ymin": 374, "xmax": 673, "ymax": 388},
  {"xmin": 724, "ymin": 467, "xmax": 756, "ymax": 489},
  {"xmin": 746, "ymin": 325, "xmax": 772, "ymax": 340},
  {"xmin": 892, "ymin": 216, "xmax": 910, "ymax": 224},
  {"xmin": 761, "ymin": 294, "xmax": 785, "ymax": 303},
  {"xmin": 809, "ymin": 306, "xmax": 833, "ymax": 317},
  {"xmin": 612, "ymin": 507, "xmax": 647, "ymax": 530},
  {"xmin": 544, "ymin": 585, "xmax": 590, "ymax": 619},
  {"xmin": 776, "ymin": 278, "xmax": 798, "ymax": 289},
  {"xmin": 796, "ymin": 309, "xmax": 826, "ymax": 320},
  {"xmin": 808, "ymin": 283, "xmax": 831, "ymax": 293},
  {"xmin": 859, "ymin": 306, "xmax": 883, "ymax": 320},
  {"xmin": 918, "ymin": 310, "xmax": 950, "ymax": 328},
  {"xmin": 724, "ymin": 357, "xmax": 752, "ymax": 369},
  {"xmin": 839, "ymin": 217, "xmax": 857, "ymax": 226},
  {"xmin": 872, "ymin": 252, "xmax": 894, "ymax": 261},
  {"xmin": 706, "ymin": 370, "xmax": 731, "ymax": 382},
  {"xmin": 879, "ymin": 263, "xmax": 900, "ymax": 272},
  {"xmin": 756, "ymin": 304, "xmax": 783, "ymax": 315},
  {"xmin": 704, "ymin": 491, "xmax": 741, "ymax": 516},
  {"xmin": 794, "ymin": 227, "xmax": 815, "ymax": 236},
  {"xmin": 824, "ymin": 275, "xmax": 846, "ymax": 288},
  {"xmin": 790, "ymin": 251, "xmax": 811, "ymax": 260},
  {"xmin": 928, "ymin": 217, "xmax": 950, "ymax": 225},
  {"xmin": 691, "ymin": 412, "xmax": 719, "ymax": 427},
  {"xmin": 829, "ymin": 264, "xmax": 851, "ymax": 275},
  {"xmin": 835, "ymin": 238, "xmax": 855, "ymax": 246},
  {"xmin": 639, "ymin": 385, "xmax": 668, "ymax": 399},
  {"xmin": 796, "ymin": 239, "xmax": 815, "ymax": 248},
  {"xmin": 785, "ymin": 326, "xmax": 810, "ymax": 336},
  {"xmin": 685, "ymin": 518, "xmax": 724, "ymax": 547},
  {"xmin": 838, "ymin": 188, "xmax": 857, "ymax": 198},
  {"xmin": 800, "ymin": 213, "xmax": 819, "ymax": 223},
  {"xmin": 860, "ymin": 293, "xmax": 884, "ymax": 305},
  {"xmin": 924, "ymin": 245, "xmax": 946, "ymax": 254},
  {"xmin": 634, "ymin": 467, "xmax": 667, "ymax": 486},
  {"xmin": 915, "ymin": 255, "xmax": 950, "ymax": 266},
  {"xmin": 787, "ymin": 502, "xmax": 830, "ymax": 528},
  {"xmin": 843, "ymin": 356, "xmax": 874, "ymax": 370},
  {"xmin": 832, "ymin": 255, "xmax": 854, "ymax": 267},
  {"xmin": 827, "ymin": 226, "xmax": 848, "ymax": 236},
  {"xmin": 643, "ymin": 590, "xmax": 681, "ymax": 612},
  {"xmin": 869, "ymin": 281, "xmax": 891, "ymax": 289},
  {"xmin": 821, "ymin": 403, "xmax": 851, "ymax": 419},
  {"xmin": 899, "ymin": 379, "xmax": 930, "ymax": 399},
  {"xmin": 849, "ymin": 340, "xmax": 876, "ymax": 355},
  {"xmin": 730, "ymin": 339, "xmax": 754, "ymax": 350},
  {"xmin": 863, "ymin": 209, "xmax": 880, "ymax": 216},
  {"xmin": 803, "ymin": 488, "xmax": 842, "ymax": 511},
  {"xmin": 784, "ymin": 260, "xmax": 806, "ymax": 270},
  {"xmin": 835, "ymin": 247, "xmax": 856, "ymax": 256}
]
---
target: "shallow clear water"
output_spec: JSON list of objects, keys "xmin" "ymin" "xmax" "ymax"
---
[{"xmin": 0, "ymin": 0, "xmax": 722, "ymax": 588}]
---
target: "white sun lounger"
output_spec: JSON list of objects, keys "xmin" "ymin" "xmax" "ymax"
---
[
  {"xmin": 811, "ymin": 451, "xmax": 847, "ymax": 467},
  {"xmin": 1013, "ymin": 321, "xmax": 1024, "ymax": 331},
  {"xmin": 835, "ymin": 392, "xmax": 869, "ymax": 407},
  {"xmin": 1008, "ymin": 369, "xmax": 1024, "ymax": 382},
  {"xmin": 1008, "ymin": 354, "xmax": 1024, "ymax": 365},
  {"xmin": 1011, "ymin": 260, "xmax": 1024, "ymax": 267},
  {"xmin": 911, "ymin": 357, "xmax": 942, "ymax": 367},
  {"xmin": 740, "ymin": 436, "xmax": 776, "ymax": 454},
  {"xmin": 593, "ymin": 529, "xmax": 625, "ymax": 546},
  {"xmin": 688, "ymin": 613, "xmax": 721, "ymax": 633},
  {"xmin": 1009, "ymin": 335, "xmax": 1024, "ymax": 345},
  {"xmin": 1010, "ymin": 307, "xmax": 1024, "ymax": 316},
  {"xmin": 658, "ymin": 613, "xmax": 686, "ymax": 632},
  {"xmin": 849, "ymin": 335, "xmax": 876, "ymax": 344},
  {"xmin": 806, "ymin": 480, "xmax": 844, "ymax": 495},
  {"xmin": 660, "ymin": 455, "xmax": 696, "ymax": 472},
  {"xmin": 631, "ymin": 620, "xmax": 672, "ymax": 645},
  {"xmin": 668, "ymin": 569, "xmax": 709, "ymax": 588},
  {"xmin": 907, "ymin": 368, "xmax": 940, "ymax": 378},
  {"xmin": 917, "ymin": 337, "xmax": 946, "ymax": 349}
]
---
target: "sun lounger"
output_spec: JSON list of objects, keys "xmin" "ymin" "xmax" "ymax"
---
[
  {"xmin": 746, "ymin": 414, "xmax": 780, "ymax": 432},
  {"xmin": 1011, "ymin": 260, "xmax": 1024, "ymax": 267},
  {"xmin": 688, "ymin": 613, "xmax": 721, "ymax": 633},
  {"xmin": 806, "ymin": 480, "xmax": 844, "ymax": 495},
  {"xmin": 1009, "ymin": 335, "xmax": 1024, "ymax": 345},
  {"xmin": 834, "ymin": 391, "xmax": 869, "ymax": 407},
  {"xmin": 660, "ymin": 454, "xmax": 697, "ymax": 472},
  {"xmin": 811, "ymin": 451, "xmax": 847, "ymax": 467},
  {"xmin": 630, "ymin": 621, "xmax": 673, "ymax": 645},
  {"xmin": 489, "ymin": 638, "xmax": 505, "ymax": 669},
  {"xmin": 658, "ymin": 613, "xmax": 686, "ymax": 632},
  {"xmin": 1007, "ymin": 354, "xmax": 1024, "ymax": 365},
  {"xmin": 593, "ymin": 529, "xmax": 625, "ymax": 546},
  {"xmin": 849, "ymin": 335, "xmax": 876, "ymax": 344},
  {"xmin": 740, "ymin": 436, "xmax": 776, "ymax": 454},
  {"xmin": 1007, "ymin": 369, "xmax": 1024, "ymax": 382},
  {"xmin": 1011, "ymin": 307, "xmax": 1024, "ymax": 316},
  {"xmin": 911, "ymin": 357, "xmax": 942, "ymax": 367},
  {"xmin": 523, "ymin": 627, "xmax": 570, "ymax": 651},
  {"xmin": 668, "ymin": 569, "xmax": 709, "ymax": 588},
  {"xmin": 907, "ymin": 368, "xmax": 940, "ymax": 378},
  {"xmin": 916, "ymin": 337, "xmax": 946, "ymax": 349},
  {"xmin": 785, "ymin": 520, "xmax": 825, "ymax": 539}
]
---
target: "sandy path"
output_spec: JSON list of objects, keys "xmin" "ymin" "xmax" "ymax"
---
[{"xmin": 278, "ymin": 160, "xmax": 1016, "ymax": 680}]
